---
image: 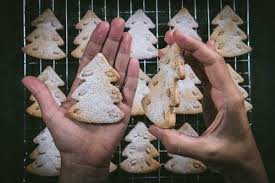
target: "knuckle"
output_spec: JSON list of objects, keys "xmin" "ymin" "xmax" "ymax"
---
[
  {"xmin": 234, "ymin": 93, "xmax": 244, "ymax": 104},
  {"xmin": 204, "ymin": 143, "xmax": 220, "ymax": 161},
  {"xmin": 32, "ymin": 84, "xmax": 49, "ymax": 101},
  {"xmin": 217, "ymin": 54, "xmax": 224, "ymax": 62},
  {"xmin": 161, "ymin": 132, "xmax": 170, "ymax": 142},
  {"xmin": 203, "ymin": 51, "xmax": 224, "ymax": 65},
  {"xmin": 212, "ymin": 53, "xmax": 224, "ymax": 63},
  {"xmin": 118, "ymin": 72, "xmax": 126, "ymax": 79},
  {"xmin": 227, "ymin": 89, "xmax": 245, "ymax": 108},
  {"xmin": 165, "ymin": 143, "xmax": 177, "ymax": 154},
  {"xmin": 42, "ymin": 112, "xmax": 53, "ymax": 122},
  {"xmin": 42, "ymin": 106, "xmax": 56, "ymax": 122},
  {"xmin": 32, "ymin": 87, "xmax": 43, "ymax": 98}
]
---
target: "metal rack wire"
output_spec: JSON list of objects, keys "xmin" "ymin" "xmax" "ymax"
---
[{"xmin": 22, "ymin": 0, "xmax": 252, "ymax": 182}]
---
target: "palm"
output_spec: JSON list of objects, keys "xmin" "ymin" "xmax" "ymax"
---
[
  {"xmin": 22, "ymin": 18, "xmax": 139, "ymax": 168},
  {"xmin": 46, "ymin": 105, "xmax": 130, "ymax": 167}
]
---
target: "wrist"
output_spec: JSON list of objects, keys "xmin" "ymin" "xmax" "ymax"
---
[
  {"xmin": 59, "ymin": 156, "xmax": 109, "ymax": 183},
  {"xmin": 223, "ymin": 149, "xmax": 268, "ymax": 183}
]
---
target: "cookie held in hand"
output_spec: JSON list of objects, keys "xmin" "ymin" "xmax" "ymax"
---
[
  {"xmin": 68, "ymin": 53, "xmax": 124, "ymax": 123},
  {"xmin": 142, "ymin": 44, "xmax": 185, "ymax": 128},
  {"xmin": 131, "ymin": 69, "xmax": 151, "ymax": 116}
]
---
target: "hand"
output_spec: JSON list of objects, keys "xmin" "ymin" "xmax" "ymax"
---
[
  {"xmin": 22, "ymin": 18, "xmax": 139, "ymax": 182},
  {"xmin": 150, "ymin": 31, "xmax": 268, "ymax": 183}
]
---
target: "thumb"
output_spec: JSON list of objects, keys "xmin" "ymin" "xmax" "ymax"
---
[
  {"xmin": 149, "ymin": 125, "xmax": 207, "ymax": 161},
  {"xmin": 158, "ymin": 46, "xmax": 169, "ymax": 58},
  {"xmin": 164, "ymin": 30, "xmax": 175, "ymax": 45},
  {"xmin": 22, "ymin": 76, "xmax": 60, "ymax": 124}
]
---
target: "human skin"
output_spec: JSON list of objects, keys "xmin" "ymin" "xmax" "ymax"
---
[
  {"xmin": 22, "ymin": 18, "xmax": 269, "ymax": 183},
  {"xmin": 22, "ymin": 18, "xmax": 139, "ymax": 183},
  {"xmin": 151, "ymin": 30, "xmax": 269, "ymax": 183}
]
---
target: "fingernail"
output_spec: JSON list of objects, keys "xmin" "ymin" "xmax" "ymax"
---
[
  {"xmin": 21, "ymin": 77, "xmax": 28, "ymax": 85},
  {"xmin": 112, "ymin": 17, "xmax": 125, "ymax": 25},
  {"xmin": 174, "ymin": 30, "xmax": 184, "ymax": 37}
]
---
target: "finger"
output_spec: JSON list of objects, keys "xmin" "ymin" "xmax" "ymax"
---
[
  {"xmin": 121, "ymin": 58, "xmax": 139, "ymax": 107},
  {"xmin": 164, "ymin": 30, "xmax": 174, "ymax": 45},
  {"xmin": 22, "ymin": 76, "xmax": 60, "ymax": 126},
  {"xmin": 114, "ymin": 32, "xmax": 132, "ymax": 88},
  {"xmin": 80, "ymin": 21, "xmax": 110, "ymax": 71},
  {"xmin": 102, "ymin": 18, "xmax": 125, "ymax": 66},
  {"xmin": 173, "ymin": 30, "xmax": 234, "ymax": 92},
  {"xmin": 149, "ymin": 125, "xmax": 206, "ymax": 161},
  {"xmin": 206, "ymin": 39, "xmax": 215, "ymax": 50},
  {"xmin": 158, "ymin": 46, "xmax": 169, "ymax": 58},
  {"xmin": 160, "ymin": 31, "xmax": 175, "ymax": 58}
]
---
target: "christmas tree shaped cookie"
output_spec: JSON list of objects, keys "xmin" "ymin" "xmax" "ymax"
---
[
  {"xmin": 128, "ymin": 24, "xmax": 158, "ymax": 44},
  {"xmin": 27, "ymin": 128, "xmax": 117, "ymax": 176},
  {"xmin": 26, "ymin": 24, "xmax": 64, "ymax": 46},
  {"xmin": 227, "ymin": 64, "xmax": 252, "ymax": 111},
  {"xmin": 126, "ymin": 10, "xmax": 158, "ymax": 60},
  {"xmin": 120, "ymin": 122, "xmax": 161, "ymax": 173},
  {"xmin": 142, "ymin": 44, "xmax": 185, "ymax": 128},
  {"xmin": 212, "ymin": 5, "xmax": 243, "ymax": 26},
  {"xmin": 68, "ymin": 53, "xmax": 124, "ymax": 123},
  {"xmin": 26, "ymin": 66, "xmax": 66, "ymax": 118},
  {"xmin": 176, "ymin": 64, "xmax": 203, "ymax": 114},
  {"xmin": 183, "ymin": 64, "xmax": 201, "ymax": 84},
  {"xmin": 72, "ymin": 10, "xmax": 102, "ymax": 58},
  {"xmin": 168, "ymin": 8, "xmax": 201, "ymax": 40},
  {"xmin": 165, "ymin": 123, "xmax": 207, "ymax": 174},
  {"xmin": 211, "ymin": 6, "xmax": 252, "ymax": 57},
  {"xmin": 131, "ymin": 69, "xmax": 151, "ymax": 116},
  {"xmin": 27, "ymin": 128, "xmax": 61, "ymax": 176},
  {"xmin": 31, "ymin": 9, "xmax": 63, "ymax": 29},
  {"xmin": 109, "ymin": 162, "xmax": 118, "ymax": 173},
  {"xmin": 22, "ymin": 9, "xmax": 66, "ymax": 60},
  {"xmin": 125, "ymin": 9, "xmax": 155, "ymax": 29},
  {"xmin": 211, "ymin": 22, "xmax": 247, "ymax": 41}
]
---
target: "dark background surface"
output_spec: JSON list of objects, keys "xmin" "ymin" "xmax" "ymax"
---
[
  {"xmin": 1, "ymin": 0, "xmax": 275, "ymax": 182},
  {"xmin": 251, "ymin": 0, "xmax": 275, "ymax": 181}
]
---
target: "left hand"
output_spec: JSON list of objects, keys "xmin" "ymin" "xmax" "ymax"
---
[
  {"xmin": 150, "ymin": 30, "xmax": 268, "ymax": 183},
  {"xmin": 22, "ymin": 18, "xmax": 139, "ymax": 181}
]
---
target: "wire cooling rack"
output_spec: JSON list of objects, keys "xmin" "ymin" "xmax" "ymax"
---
[{"xmin": 22, "ymin": 0, "xmax": 252, "ymax": 182}]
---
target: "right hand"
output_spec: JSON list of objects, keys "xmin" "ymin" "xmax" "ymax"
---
[{"xmin": 150, "ymin": 31, "xmax": 268, "ymax": 183}]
